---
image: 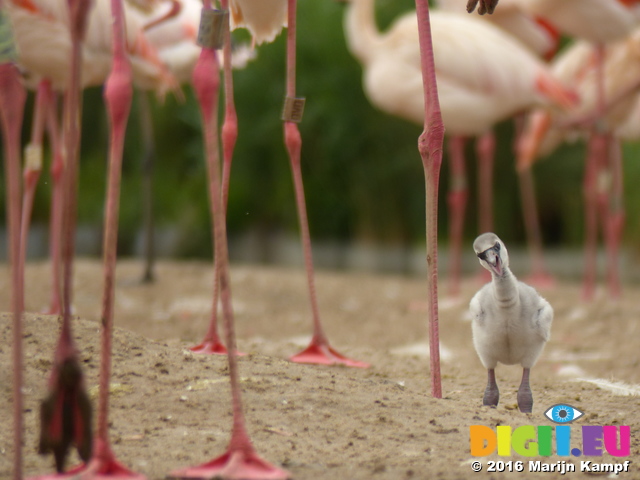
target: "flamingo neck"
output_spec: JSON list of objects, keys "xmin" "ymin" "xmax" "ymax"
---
[
  {"xmin": 344, "ymin": 0, "xmax": 382, "ymax": 65},
  {"xmin": 492, "ymin": 268, "xmax": 519, "ymax": 309}
]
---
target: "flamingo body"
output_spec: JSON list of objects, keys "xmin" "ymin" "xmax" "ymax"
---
[
  {"xmin": 520, "ymin": 32, "xmax": 640, "ymax": 164},
  {"xmin": 142, "ymin": 0, "xmax": 201, "ymax": 82},
  {"xmin": 6, "ymin": 0, "xmax": 175, "ymax": 93},
  {"xmin": 516, "ymin": 0, "xmax": 637, "ymax": 44},
  {"xmin": 346, "ymin": 4, "xmax": 575, "ymax": 137},
  {"xmin": 437, "ymin": 0, "xmax": 557, "ymax": 57},
  {"xmin": 230, "ymin": 0, "xmax": 287, "ymax": 45},
  {"xmin": 346, "ymin": 0, "xmax": 575, "ymax": 295}
]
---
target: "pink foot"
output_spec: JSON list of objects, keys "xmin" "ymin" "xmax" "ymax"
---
[
  {"xmin": 75, "ymin": 457, "xmax": 145, "ymax": 479},
  {"xmin": 606, "ymin": 212, "xmax": 624, "ymax": 299},
  {"xmin": 169, "ymin": 448, "xmax": 290, "ymax": 480},
  {"xmin": 29, "ymin": 440, "xmax": 144, "ymax": 479},
  {"xmin": 190, "ymin": 339, "xmax": 245, "ymax": 356},
  {"xmin": 290, "ymin": 341, "xmax": 370, "ymax": 368}
]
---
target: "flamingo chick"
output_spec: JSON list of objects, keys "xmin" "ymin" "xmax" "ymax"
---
[{"xmin": 470, "ymin": 233, "xmax": 553, "ymax": 413}]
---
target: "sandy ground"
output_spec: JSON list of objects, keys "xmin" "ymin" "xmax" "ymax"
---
[{"xmin": 1, "ymin": 259, "xmax": 640, "ymax": 479}]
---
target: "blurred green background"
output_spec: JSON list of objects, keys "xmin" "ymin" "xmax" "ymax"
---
[{"xmin": 2, "ymin": 0, "xmax": 640, "ymax": 273}]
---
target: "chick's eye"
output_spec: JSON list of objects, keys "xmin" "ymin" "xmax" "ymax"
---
[
  {"xmin": 544, "ymin": 404, "xmax": 584, "ymax": 424},
  {"xmin": 494, "ymin": 242, "xmax": 500, "ymax": 251}
]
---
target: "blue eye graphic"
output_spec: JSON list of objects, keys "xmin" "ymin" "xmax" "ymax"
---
[{"xmin": 544, "ymin": 404, "xmax": 584, "ymax": 424}]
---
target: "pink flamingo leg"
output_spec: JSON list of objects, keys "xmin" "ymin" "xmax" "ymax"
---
[
  {"xmin": 513, "ymin": 114, "xmax": 554, "ymax": 288},
  {"xmin": 20, "ymin": 81, "xmax": 51, "ymax": 311},
  {"xmin": 137, "ymin": 92, "xmax": 156, "ymax": 284},
  {"xmin": 415, "ymin": 0, "xmax": 443, "ymax": 398},
  {"xmin": 476, "ymin": 131, "xmax": 495, "ymax": 234},
  {"xmin": 518, "ymin": 168, "xmax": 555, "ymax": 288},
  {"xmin": 594, "ymin": 138, "xmax": 612, "ymax": 294},
  {"xmin": 46, "ymin": 96, "xmax": 64, "ymax": 315},
  {"xmin": 582, "ymin": 133, "xmax": 604, "ymax": 301},
  {"xmin": 582, "ymin": 44, "xmax": 609, "ymax": 301},
  {"xmin": 80, "ymin": 0, "xmax": 144, "ymax": 477},
  {"xmin": 191, "ymin": 0, "xmax": 239, "ymax": 355},
  {"xmin": 446, "ymin": 136, "xmax": 467, "ymax": 297},
  {"xmin": 170, "ymin": 5, "xmax": 289, "ymax": 479},
  {"xmin": 19, "ymin": 85, "xmax": 68, "ymax": 324},
  {"xmin": 605, "ymin": 138, "xmax": 624, "ymax": 298},
  {"xmin": 475, "ymin": 132, "xmax": 494, "ymax": 284},
  {"xmin": 593, "ymin": 137, "xmax": 610, "ymax": 273},
  {"xmin": 0, "ymin": 48, "xmax": 28, "ymax": 480},
  {"xmin": 286, "ymin": 118, "xmax": 368, "ymax": 367},
  {"xmin": 29, "ymin": 0, "xmax": 96, "ymax": 475},
  {"xmin": 283, "ymin": 0, "xmax": 368, "ymax": 368},
  {"xmin": 18, "ymin": 80, "xmax": 49, "ymax": 309}
]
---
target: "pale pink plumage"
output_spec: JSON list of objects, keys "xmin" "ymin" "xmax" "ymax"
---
[
  {"xmin": 6, "ymin": 0, "xmax": 176, "ymax": 94},
  {"xmin": 346, "ymin": 0, "xmax": 576, "ymax": 294},
  {"xmin": 346, "ymin": 2, "xmax": 575, "ymax": 137},
  {"xmin": 519, "ymin": 33, "xmax": 640, "ymax": 166},
  {"xmin": 230, "ymin": 0, "xmax": 287, "ymax": 45},
  {"xmin": 515, "ymin": 7, "xmax": 640, "ymax": 300},
  {"xmin": 515, "ymin": 0, "xmax": 637, "ymax": 44},
  {"xmin": 141, "ymin": 0, "xmax": 255, "ymax": 83},
  {"xmin": 437, "ymin": 0, "xmax": 558, "ymax": 58}
]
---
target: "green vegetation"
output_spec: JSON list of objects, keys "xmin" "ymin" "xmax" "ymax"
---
[{"xmin": 2, "ymin": 0, "xmax": 640, "ymax": 260}]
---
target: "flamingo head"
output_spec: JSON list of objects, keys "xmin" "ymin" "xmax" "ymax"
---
[{"xmin": 474, "ymin": 232, "xmax": 508, "ymax": 277}]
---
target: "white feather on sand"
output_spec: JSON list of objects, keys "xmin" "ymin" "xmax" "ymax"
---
[{"xmin": 575, "ymin": 378, "xmax": 640, "ymax": 396}]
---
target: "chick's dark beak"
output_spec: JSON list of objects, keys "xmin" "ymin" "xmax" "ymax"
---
[{"xmin": 478, "ymin": 244, "xmax": 503, "ymax": 276}]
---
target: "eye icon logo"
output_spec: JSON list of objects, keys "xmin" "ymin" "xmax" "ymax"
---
[{"xmin": 544, "ymin": 404, "xmax": 584, "ymax": 424}]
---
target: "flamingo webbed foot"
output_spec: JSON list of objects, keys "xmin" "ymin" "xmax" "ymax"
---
[
  {"xmin": 190, "ymin": 339, "xmax": 246, "ymax": 356},
  {"xmin": 169, "ymin": 447, "xmax": 290, "ymax": 480},
  {"xmin": 290, "ymin": 341, "xmax": 370, "ymax": 368}
]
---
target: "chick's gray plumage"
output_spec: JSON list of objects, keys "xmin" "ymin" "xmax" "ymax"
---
[{"xmin": 470, "ymin": 233, "xmax": 553, "ymax": 412}]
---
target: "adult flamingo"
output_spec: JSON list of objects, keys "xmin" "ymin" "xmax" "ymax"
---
[
  {"xmin": 438, "ymin": 0, "xmax": 558, "ymax": 58},
  {"xmin": 169, "ymin": 1, "xmax": 290, "ymax": 477},
  {"xmin": 171, "ymin": 0, "xmax": 467, "ymax": 474},
  {"xmin": 22, "ymin": 0, "xmax": 95, "ymax": 474},
  {"xmin": 0, "ymin": 7, "xmax": 28, "ymax": 480},
  {"xmin": 76, "ymin": 0, "xmax": 147, "ymax": 472},
  {"xmin": 344, "ymin": 0, "xmax": 577, "ymax": 297},
  {"xmin": 187, "ymin": 0, "xmax": 369, "ymax": 368},
  {"xmin": 130, "ymin": 0, "xmax": 255, "ymax": 284},
  {"xmin": 414, "ymin": 0, "xmax": 500, "ymax": 397},
  {"xmin": 514, "ymin": 0, "xmax": 639, "ymax": 299},
  {"xmin": 192, "ymin": 0, "xmax": 287, "ymax": 358},
  {"xmin": 6, "ymin": 0, "xmax": 175, "ymax": 476},
  {"xmin": 436, "ymin": 0, "xmax": 562, "ymax": 290},
  {"xmin": 38, "ymin": 0, "xmax": 162, "ymax": 474},
  {"xmin": 518, "ymin": 33, "xmax": 640, "ymax": 299},
  {"xmin": 5, "ymin": 0, "xmax": 177, "ymax": 315}
]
